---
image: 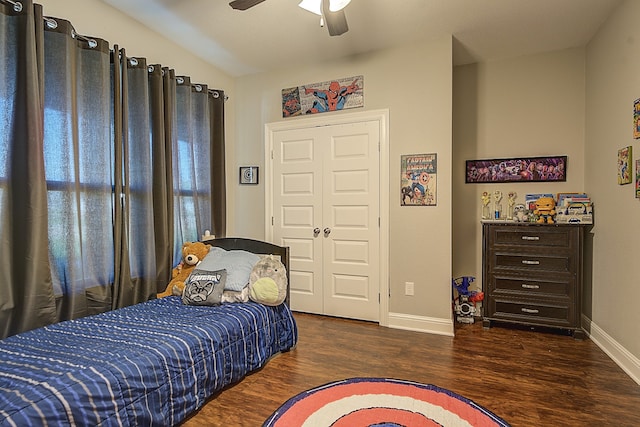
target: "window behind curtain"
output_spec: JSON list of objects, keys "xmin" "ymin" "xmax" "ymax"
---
[
  {"xmin": 0, "ymin": 11, "xmax": 16, "ymax": 233},
  {"xmin": 0, "ymin": 4, "xmax": 225, "ymax": 336},
  {"xmin": 173, "ymin": 79, "xmax": 212, "ymax": 262},
  {"xmin": 42, "ymin": 24, "xmax": 114, "ymax": 315}
]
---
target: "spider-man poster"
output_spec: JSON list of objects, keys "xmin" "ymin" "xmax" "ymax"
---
[{"xmin": 282, "ymin": 75, "xmax": 364, "ymax": 117}]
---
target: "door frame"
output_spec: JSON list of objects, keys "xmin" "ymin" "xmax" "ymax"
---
[{"xmin": 265, "ymin": 109, "xmax": 390, "ymax": 326}]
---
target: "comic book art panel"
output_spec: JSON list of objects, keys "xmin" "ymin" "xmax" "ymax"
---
[
  {"xmin": 401, "ymin": 154, "xmax": 437, "ymax": 206},
  {"xmin": 465, "ymin": 155, "xmax": 567, "ymax": 183},
  {"xmin": 282, "ymin": 75, "xmax": 363, "ymax": 117},
  {"xmin": 634, "ymin": 98, "xmax": 640, "ymax": 139},
  {"xmin": 618, "ymin": 146, "xmax": 632, "ymax": 185},
  {"xmin": 635, "ymin": 159, "xmax": 640, "ymax": 198}
]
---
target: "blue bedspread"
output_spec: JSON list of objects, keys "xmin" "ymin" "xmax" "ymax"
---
[{"xmin": 0, "ymin": 297, "xmax": 297, "ymax": 426}]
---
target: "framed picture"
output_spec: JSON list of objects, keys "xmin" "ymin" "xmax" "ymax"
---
[
  {"xmin": 465, "ymin": 155, "xmax": 567, "ymax": 183},
  {"xmin": 634, "ymin": 98, "xmax": 640, "ymax": 139},
  {"xmin": 636, "ymin": 160, "xmax": 640, "ymax": 198},
  {"xmin": 282, "ymin": 75, "xmax": 364, "ymax": 117},
  {"xmin": 617, "ymin": 146, "xmax": 632, "ymax": 185},
  {"xmin": 400, "ymin": 153, "xmax": 437, "ymax": 206},
  {"xmin": 239, "ymin": 166, "xmax": 259, "ymax": 185}
]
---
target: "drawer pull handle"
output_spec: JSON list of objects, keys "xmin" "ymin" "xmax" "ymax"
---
[
  {"xmin": 521, "ymin": 260, "xmax": 540, "ymax": 265},
  {"xmin": 521, "ymin": 308, "xmax": 539, "ymax": 314},
  {"xmin": 521, "ymin": 236, "xmax": 540, "ymax": 241},
  {"xmin": 521, "ymin": 284, "xmax": 540, "ymax": 289}
]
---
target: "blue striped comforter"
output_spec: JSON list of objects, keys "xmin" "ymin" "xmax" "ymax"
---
[{"xmin": 0, "ymin": 297, "xmax": 298, "ymax": 426}]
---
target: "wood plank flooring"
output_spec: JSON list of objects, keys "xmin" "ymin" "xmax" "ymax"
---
[{"xmin": 182, "ymin": 312, "xmax": 640, "ymax": 426}]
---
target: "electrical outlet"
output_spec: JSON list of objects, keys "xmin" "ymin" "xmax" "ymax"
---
[{"xmin": 405, "ymin": 281, "xmax": 414, "ymax": 296}]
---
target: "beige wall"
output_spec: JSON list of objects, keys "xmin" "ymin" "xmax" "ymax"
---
[
  {"xmin": 232, "ymin": 38, "xmax": 454, "ymax": 326},
  {"xmin": 584, "ymin": 0, "xmax": 639, "ymax": 378},
  {"xmin": 37, "ymin": 0, "xmax": 233, "ymax": 87},
  {"xmin": 453, "ymin": 48, "xmax": 587, "ymax": 294}
]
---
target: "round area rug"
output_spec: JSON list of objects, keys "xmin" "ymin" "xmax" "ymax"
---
[{"xmin": 263, "ymin": 377, "xmax": 510, "ymax": 427}]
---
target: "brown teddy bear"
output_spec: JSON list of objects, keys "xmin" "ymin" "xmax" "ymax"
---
[{"xmin": 157, "ymin": 241, "xmax": 210, "ymax": 298}]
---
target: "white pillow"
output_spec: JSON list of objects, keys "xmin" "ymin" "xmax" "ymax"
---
[{"xmin": 199, "ymin": 247, "xmax": 260, "ymax": 292}]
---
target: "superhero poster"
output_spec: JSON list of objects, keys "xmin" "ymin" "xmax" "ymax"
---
[
  {"xmin": 282, "ymin": 75, "xmax": 364, "ymax": 117},
  {"xmin": 401, "ymin": 154, "xmax": 437, "ymax": 206},
  {"xmin": 634, "ymin": 98, "xmax": 640, "ymax": 139}
]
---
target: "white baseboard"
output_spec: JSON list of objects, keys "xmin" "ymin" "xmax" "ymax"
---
[
  {"xmin": 387, "ymin": 312, "xmax": 454, "ymax": 336},
  {"xmin": 583, "ymin": 315, "xmax": 640, "ymax": 385}
]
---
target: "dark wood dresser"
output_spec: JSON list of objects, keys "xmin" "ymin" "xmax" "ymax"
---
[{"xmin": 482, "ymin": 222, "xmax": 589, "ymax": 338}]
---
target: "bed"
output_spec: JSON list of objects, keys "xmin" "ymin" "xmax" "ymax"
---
[{"xmin": 0, "ymin": 238, "xmax": 297, "ymax": 426}]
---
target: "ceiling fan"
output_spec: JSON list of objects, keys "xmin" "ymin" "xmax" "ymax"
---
[{"xmin": 229, "ymin": 0, "xmax": 350, "ymax": 36}]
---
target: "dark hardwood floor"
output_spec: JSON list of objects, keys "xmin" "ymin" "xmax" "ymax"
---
[{"xmin": 182, "ymin": 312, "xmax": 640, "ymax": 426}]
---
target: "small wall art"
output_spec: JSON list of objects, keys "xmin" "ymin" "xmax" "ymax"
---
[
  {"xmin": 282, "ymin": 75, "xmax": 363, "ymax": 117},
  {"xmin": 239, "ymin": 166, "xmax": 259, "ymax": 185},
  {"xmin": 634, "ymin": 98, "xmax": 640, "ymax": 139},
  {"xmin": 401, "ymin": 153, "xmax": 437, "ymax": 206},
  {"xmin": 617, "ymin": 146, "xmax": 632, "ymax": 185},
  {"xmin": 465, "ymin": 155, "xmax": 566, "ymax": 183},
  {"xmin": 636, "ymin": 160, "xmax": 640, "ymax": 198}
]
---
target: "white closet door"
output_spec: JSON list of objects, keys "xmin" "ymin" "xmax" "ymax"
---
[
  {"xmin": 272, "ymin": 120, "xmax": 380, "ymax": 322},
  {"xmin": 322, "ymin": 120, "xmax": 380, "ymax": 321},
  {"xmin": 273, "ymin": 127, "xmax": 324, "ymax": 314}
]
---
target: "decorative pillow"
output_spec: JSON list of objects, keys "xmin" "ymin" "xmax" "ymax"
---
[
  {"xmin": 249, "ymin": 255, "xmax": 287, "ymax": 306},
  {"xmin": 221, "ymin": 286, "xmax": 250, "ymax": 304},
  {"xmin": 199, "ymin": 247, "xmax": 261, "ymax": 292},
  {"xmin": 181, "ymin": 268, "xmax": 227, "ymax": 306}
]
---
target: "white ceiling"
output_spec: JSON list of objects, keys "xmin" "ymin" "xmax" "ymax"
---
[{"xmin": 98, "ymin": 0, "xmax": 622, "ymax": 77}]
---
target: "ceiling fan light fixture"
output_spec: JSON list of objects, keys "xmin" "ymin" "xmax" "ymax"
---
[
  {"xmin": 298, "ymin": 0, "xmax": 321, "ymax": 16},
  {"xmin": 329, "ymin": 0, "xmax": 350, "ymax": 12},
  {"xmin": 299, "ymin": 0, "xmax": 350, "ymax": 16}
]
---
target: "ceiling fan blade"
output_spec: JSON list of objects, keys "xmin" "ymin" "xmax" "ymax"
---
[
  {"xmin": 321, "ymin": 0, "xmax": 348, "ymax": 36},
  {"xmin": 229, "ymin": 0, "xmax": 266, "ymax": 11}
]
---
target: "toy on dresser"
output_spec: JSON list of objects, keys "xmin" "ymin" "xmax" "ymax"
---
[{"xmin": 534, "ymin": 196, "xmax": 556, "ymax": 224}]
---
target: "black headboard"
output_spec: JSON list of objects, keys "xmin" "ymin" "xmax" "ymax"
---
[{"xmin": 203, "ymin": 237, "xmax": 291, "ymax": 305}]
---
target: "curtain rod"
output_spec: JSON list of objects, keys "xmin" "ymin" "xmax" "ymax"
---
[
  {"xmin": 1, "ymin": 0, "xmax": 96, "ymax": 49},
  {"xmin": 42, "ymin": 16, "xmax": 98, "ymax": 48},
  {"xmin": 1, "ymin": 0, "xmax": 23, "ymax": 12}
]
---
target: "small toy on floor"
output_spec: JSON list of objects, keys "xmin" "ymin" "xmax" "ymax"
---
[{"xmin": 452, "ymin": 276, "xmax": 484, "ymax": 324}]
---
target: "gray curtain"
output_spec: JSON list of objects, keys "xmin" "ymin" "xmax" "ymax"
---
[
  {"xmin": 0, "ymin": 1, "xmax": 56, "ymax": 337},
  {"xmin": 210, "ymin": 89, "xmax": 227, "ymax": 238},
  {"xmin": 0, "ymin": 1, "xmax": 227, "ymax": 339},
  {"xmin": 43, "ymin": 18, "xmax": 115, "ymax": 320}
]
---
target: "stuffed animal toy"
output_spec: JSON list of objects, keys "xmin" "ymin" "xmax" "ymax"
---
[
  {"xmin": 158, "ymin": 241, "xmax": 210, "ymax": 298},
  {"xmin": 248, "ymin": 255, "xmax": 287, "ymax": 306},
  {"xmin": 534, "ymin": 196, "xmax": 556, "ymax": 224}
]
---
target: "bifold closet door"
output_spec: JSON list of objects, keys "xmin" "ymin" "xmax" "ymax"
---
[{"xmin": 272, "ymin": 120, "xmax": 380, "ymax": 322}]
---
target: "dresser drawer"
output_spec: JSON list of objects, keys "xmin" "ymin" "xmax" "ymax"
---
[
  {"xmin": 492, "ymin": 227, "xmax": 572, "ymax": 248},
  {"xmin": 491, "ymin": 299, "xmax": 573, "ymax": 327},
  {"xmin": 494, "ymin": 253, "xmax": 572, "ymax": 273},
  {"xmin": 493, "ymin": 276, "xmax": 571, "ymax": 297},
  {"xmin": 482, "ymin": 222, "xmax": 588, "ymax": 337}
]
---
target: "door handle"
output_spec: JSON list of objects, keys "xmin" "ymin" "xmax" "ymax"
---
[
  {"xmin": 324, "ymin": 227, "xmax": 331, "ymax": 235},
  {"xmin": 313, "ymin": 227, "xmax": 321, "ymax": 236}
]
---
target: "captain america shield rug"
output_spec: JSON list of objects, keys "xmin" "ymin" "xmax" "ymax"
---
[{"xmin": 263, "ymin": 377, "xmax": 510, "ymax": 427}]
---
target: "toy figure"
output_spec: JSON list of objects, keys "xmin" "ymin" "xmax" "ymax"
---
[
  {"xmin": 514, "ymin": 203, "xmax": 527, "ymax": 222},
  {"xmin": 534, "ymin": 196, "xmax": 556, "ymax": 224},
  {"xmin": 452, "ymin": 276, "xmax": 484, "ymax": 324}
]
